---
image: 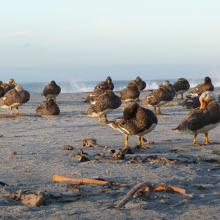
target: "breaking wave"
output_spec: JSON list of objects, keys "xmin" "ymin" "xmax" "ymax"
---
[{"xmin": 22, "ymin": 78, "xmax": 220, "ymax": 94}]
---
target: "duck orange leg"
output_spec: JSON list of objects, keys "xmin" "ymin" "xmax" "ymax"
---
[
  {"xmin": 124, "ymin": 135, "xmax": 129, "ymax": 148},
  {"xmin": 204, "ymin": 133, "xmax": 220, "ymax": 145}
]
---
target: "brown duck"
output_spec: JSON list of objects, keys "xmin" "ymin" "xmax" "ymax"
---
[
  {"xmin": 108, "ymin": 102, "xmax": 158, "ymax": 148},
  {"xmin": 173, "ymin": 91, "xmax": 220, "ymax": 146}
]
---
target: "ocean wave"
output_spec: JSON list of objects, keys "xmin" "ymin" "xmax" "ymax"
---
[{"xmin": 22, "ymin": 78, "xmax": 220, "ymax": 94}]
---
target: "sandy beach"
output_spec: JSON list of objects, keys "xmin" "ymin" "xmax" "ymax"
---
[{"xmin": 0, "ymin": 91, "xmax": 220, "ymax": 220}]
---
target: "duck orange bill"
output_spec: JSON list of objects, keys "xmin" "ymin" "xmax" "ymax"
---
[{"xmin": 200, "ymin": 100, "xmax": 207, "ymax": 109}]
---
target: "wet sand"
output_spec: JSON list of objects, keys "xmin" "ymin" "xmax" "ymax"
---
[{"xmin": 0, "ymin": 91, "xmax": 220, "ymax": 219}]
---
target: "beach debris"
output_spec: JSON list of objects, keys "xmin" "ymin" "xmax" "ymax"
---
[
  {"xmin": 52, "ymin": 175, "xmax": 127, "ymax": 187},
  {"xmin": 66, "ymin": 184, "xmax": 81, "ymax": 193},
  {"xmin": 193, "ymin": 184, "xmax": 207, "ymax": 190},
  {"xmin": 73, "ymin": 150, "xmax": 90, "ymax": 162},
  {"xmin": 7, "ymin": 191, "xmax": 46, "ymax": 207},
  {"xmin": 170, "ymin": 147, "xmax": 186, "ymax": 153},
  {"xmin": 61, "ymin": 145, "xmax": 74, "ymax": 151},
  {"xmin": 142, "ymin": 155, "xmax": 176, "ymax": 165},
  {"xmin": 109, "ymin": 149, "xmax": 126, "ymax": 160},
  {"xmin": 1, "ymin": 189, "xmax": 81, "ymax": 207},
  {"xmin": 212, "ymin": 149, "xmax": 220, "ymax": 155},
  {"xmin": 82, "ymin": 138, "xmax": 106, "ymax": 149},
  {"xmin": 116, "ymin": 182, "xmax": 192, "ymax": 209}
]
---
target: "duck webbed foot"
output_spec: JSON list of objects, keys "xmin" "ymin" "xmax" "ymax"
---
[
  {"xmin": 124, "ymin": 135, "xmax": 129, "ymax": 148},
  {"xmin": 204, "ymin": 133, "xmax": 220, "ymax": 145},
  {"xmin": 15, "ymin": 106, "xmax": 20, "ymax": 115},
  {"xmin": 102, "ymin": 114, "xmax": 109, "ymax": 124},
  {"xmin": 193, "ymin": 132, "xmax": 203, "ymax": 147},
  {"xmin": 135, "ymin": 137, "xmax": 152, "ymax": 149}
]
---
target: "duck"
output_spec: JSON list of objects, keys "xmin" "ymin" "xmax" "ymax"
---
[
  {"xmin": 3, "ymin": 79, "xmax": 16, "ymax": 94},
  {"xmin": 119, "ymin": 81, "xmax": 140, "ymax": 102},
  {"xmin": 181, "ymin": 96, "xmax": 200, "ymax": 110},
  {"xmin": 43, "ymin": 81, "xmax": 61, "ymax": 101},
  {"xmin": 85, "ymin": 76, "xmax": 114, "ymax": 103},
  {"xmin": 132, "ymin": 76, "xmax": 146, "ymax": 91},
  {"xmin": 36, "ymin": 99, "xmax": 60, "ymax": 115},
  {"xmin": 95, "ymin": 76, "xmax": 114, "ymax": 91},
  {"xmin": 143, "ymin": 80, "xmax": 176, "ymax": 114},
  {"xmin": 173, "ymin": 78, "xmax": 190, "ymax": 99},
  {"xmin": 108, "ymin": 102, "xmax": 158, "ymax": 148},
  {"xmin": 181, "ymin": 76, "xmax": 214, "ymax": 109},
  {"xmin": 190, "ymin": 76, "xmax": 214, "ymax": 96},
  {"xmin": 84, "ymin": 90, "xmax": 121, "ymax": 124},
  {"xmin": 0, "ymin": 84, "xmax": 30, "ymax": 115},
  {"xmin": 173, "ymin": 91, "xmax": 220, "ymax": 146}
]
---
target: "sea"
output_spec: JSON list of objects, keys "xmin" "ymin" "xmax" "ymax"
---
[{"xmin": 21, "ymin": 78, "xmax": 220, "ymax": 94}]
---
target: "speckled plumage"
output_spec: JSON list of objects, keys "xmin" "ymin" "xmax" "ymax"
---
[
  {"xmin": 174, "ymin": 91, "xmax": 220, "ymax": 145},
  {"xmin": 36, "ymin": 99, "xmax": 60, "ymax": 115},
  {"xmin": 0, "ymin": 85, "xmax": 30, "ymax": 113},
  {"xmin": 133, "ymin": 77, "xmax": 146, "ymax": 91},
  {"xmin": 119, "ymin": 82, "xmax": 140, "ymax": 102},
  {"xmin": 109, "ymin": 103, "xmax": 157, "ymax": 147},
  {"xmin": 43, "ymin": 81, "xmax": 61, "ymax": 100},
  {"xmin": 85, "ymin": 90, "xmax": 121, "ymax": 123},
  {"xmin": 173, "ymin": 78, "xmax": 190, "ymax": 93},
  {"xmin": 191, "ymin": 77, "xmax": 214, "ymax": 96},
  {"xmin": 143, "ymin": 81, "xmax": 175, "ymax": 112}
]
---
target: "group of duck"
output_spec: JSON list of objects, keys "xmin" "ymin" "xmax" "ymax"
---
[
  {"xmin": 0, "ymin": 76, "xmax": 220, "ymax": 148},
  {"xmin": 0, "ymin": 80, "xmax": 61, "ymax": 115},
  {"xmin": 84, "ymin": 76, "xmax": 220, "ymax": 148}
]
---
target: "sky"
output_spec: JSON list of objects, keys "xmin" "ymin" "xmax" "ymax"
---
[{"xmin": 0, "ymin": 0, "xmax": 220, "ymax": 82}]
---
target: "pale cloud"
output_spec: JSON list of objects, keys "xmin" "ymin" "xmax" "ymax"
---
[{"xmin": 0, "ymin": 31, "xmax": 31, "ymax": 38}]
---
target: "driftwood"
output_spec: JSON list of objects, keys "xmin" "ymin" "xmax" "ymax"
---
[
  {"xmin": 52, "ymin": 175, "xmax": 127, "ymax": 187},
  {"xmin": 116, "ymin": 182, "xmax": 192, "ymax": 208},
  {"xmin": 116, "ymin": 182, "xmax": 147, "ymax": 208}
]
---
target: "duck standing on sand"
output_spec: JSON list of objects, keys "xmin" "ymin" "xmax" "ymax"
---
[
  {"xmin": 143, "ymin": 80, "xmax": 176, "ymax": 114},
  {"xmin": 119, "ymin": 81, "xmax": 140, "ymax": 102},
  {"xmin": 43, "ymin": 81, "xmax": 61, "ymax": 101},
  {"xmin": 0, "ymin": 84, "xmax": 30, "ymax": 115},
  {"xmin": 85, "ymin": 90, "xmax": 121, "ymax": 124},
  {"xmin": 173, "ymin": 91, "xmax": 220, "ymax": 146},
  {"xmin": 108, "ymin": 103, "xmax": 157, "ymax": 148},
  {"xmin": 132, "ymin": 76, "xmax": 146, "ymax": 91},
  {"xmin": 36, "ymin": 99, "xmax": 60, "ymax": 115},
  {"xmin": 173, "ymin": 78, "xmax": 190, "ymax": 99}
]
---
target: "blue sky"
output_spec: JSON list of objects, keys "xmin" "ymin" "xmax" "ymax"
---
[{"xmin": 0, "ymin": 0, "xmax": 220, "ymax": 81}]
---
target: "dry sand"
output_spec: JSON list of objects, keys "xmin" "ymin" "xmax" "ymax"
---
[{"xmin": 0, "ymin": 91, "xmax": 220, "ymax": 220}]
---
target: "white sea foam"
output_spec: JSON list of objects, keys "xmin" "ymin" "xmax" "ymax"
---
[{"xmin": 21, "ymin": 78, "xmax": 220, "ymax": 93}]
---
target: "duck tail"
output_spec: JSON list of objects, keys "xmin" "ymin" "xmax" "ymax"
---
[{"xmin": 172, "ymin": 126, "xmax": 180, "ymax": 131}]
